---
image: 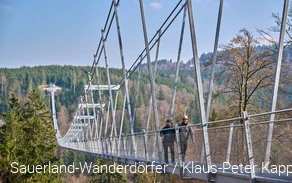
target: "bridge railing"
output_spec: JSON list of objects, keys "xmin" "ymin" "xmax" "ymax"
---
[{"xmin": 61, "ymin": 108, "xmax": 292, "ymax": 170}]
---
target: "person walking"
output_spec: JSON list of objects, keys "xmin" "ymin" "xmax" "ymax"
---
[
  {"xmin": 160, "ymin": 119, "xmax": 176, "ymax": 164},
  {"xmin": 178, "ymin": 115, "xmax": 194, "ymax": 162}
]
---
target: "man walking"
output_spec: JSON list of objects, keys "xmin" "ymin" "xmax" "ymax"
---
[
  {"xmin": 160, "ymin": 119, "xmax": 176, "ymax": 164},
  {"xmin": 178, "ymin": 115, "xmax": 194, "ymax": 162}
]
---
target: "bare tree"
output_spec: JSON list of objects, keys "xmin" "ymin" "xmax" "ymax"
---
[{"xmin": 215, "ymin": 29, "xmax": 275, "ymax": 118}]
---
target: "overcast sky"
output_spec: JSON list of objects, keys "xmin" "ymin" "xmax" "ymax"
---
[{"xmin": 0, "ymin": 0, "xmax": 285, "ymax": 68}]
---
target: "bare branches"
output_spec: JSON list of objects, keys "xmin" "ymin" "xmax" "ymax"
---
[
  {"xmin": 258, "ymin": 4, "xmax": 292, "ymax": 46},
  {"xmin": 213, "ymin": 29, "xmax": 274, "ymax": 117}
]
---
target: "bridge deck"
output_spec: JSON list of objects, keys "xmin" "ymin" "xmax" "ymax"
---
[{"xmin": 58, "ymin": 141, "xmax": 292, "ymax": 183}]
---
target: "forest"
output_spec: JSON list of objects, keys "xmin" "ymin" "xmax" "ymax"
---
[
  {"xmin": 0, "ymin": 59, "xmax": 206, "ymax": 182},
  {"xmin": 1, "ymin": 28, "xmax": 292, "ymax": 182}
]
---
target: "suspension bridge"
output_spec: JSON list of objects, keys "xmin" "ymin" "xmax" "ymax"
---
[{"xmin": 50, "ymin": 0, "xmax": 292, "ymax": 182}]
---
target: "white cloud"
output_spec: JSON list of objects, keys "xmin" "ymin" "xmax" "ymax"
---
[
  {"xmin": 0, "ymin": 4, "xmax": 12, "ymax": 10},
  {"xmin": 150, "ymin": 2, "xmax": 162, "ymax": 10}
]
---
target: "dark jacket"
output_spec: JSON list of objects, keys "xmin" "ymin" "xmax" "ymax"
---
[
  {"xmin": 160, "ymin": 125, "xmax": 176, "ymax": 144},
  {"xmin": 178, "ymin": 122, "xmax": 194, "ymax": 143}
]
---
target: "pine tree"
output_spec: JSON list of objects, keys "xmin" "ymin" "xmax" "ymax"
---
[
  {"xmin": 0, "ymin": 91, "xmax": 60, "ymax": 182},
  {"xmin": 209, "ymin": 108, "xmax": 218, "ymax": 122},
  {"xmin": 158, "ymin": 87, "xmax": 165, "ymax": 101},
  {"xmin": 20, "ymin": 90, "xmax": 58, "ymax": 182},
  {"xmin": 0, "ymin": 94, "xmax": 23, "ymax": 182}
]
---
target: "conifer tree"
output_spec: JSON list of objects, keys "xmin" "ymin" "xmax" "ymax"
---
[
  {"xmin": 0, "ymin": 91, "xmax": 60, "ymax": 182},
  {"xmin": 0, "ymin": 94, "xmax": 23, "ymax": 182},
  {"xmin": 158, "ymin": 88, "xmax": 165, "ymax": 101},
  {"xmin": 20, "ymin": 90, "xmax": 58, "ymax": 182}
]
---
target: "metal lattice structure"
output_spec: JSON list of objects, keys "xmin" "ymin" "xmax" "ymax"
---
[{"xmin": 50, "ymin": 0, "xmax": 292, "ymax": 182}]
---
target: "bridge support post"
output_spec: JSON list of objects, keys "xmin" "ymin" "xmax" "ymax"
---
[
  {"xmin": 142, "ymin": 129, "xmax": 149, "ymax": 162},
  {"xmin": 139, "ymin": 0, "xmax": 163, "ymax": 164},
  {"xmin": 80, "ymin": 96, "xmax": 88, "ymax": 151},
  {"xmin": 186, "ymin": 0, "xmax": 212, "ymax": 182},
  {"xmin": 205, "ymin": 0, "xmax": 224, "ymax": 121},
  {"xmin": 109, "ymin": 136, "xmax": 113, "ymax": 159},
  {"xmin": 122, "ymin": 133, "xmax": 127, "ymax": 163},
  {"xmin": 95, "ymin": 114, "xmax": 100, "ymax": 153},
  {"xmin": 146, "ymin": 30, "xmax": 161, "ymax": 132},
  {"xmin": 169, "ymin": 4, "xmax": 187, "ymax": 120},
  {"xmin": 85, "ymin": 75, "xmax": 95, "ymax": 152},
  {"xmin": 118, "ymin": 92, "xmax": 127, "ymax": 158},
  {"xmin": 201, "ymin": 0, "xmax": 224, "ymax": 165},
  {"xmin": 132, "ymin": 61, "xmax": 141, "ymax": 132},
  {"xmin": 93, "ymin": 56, "xmax": 106, "ymax": 156},
  {"xmin": 88, "ymin": 72, "xmax": 99, "ymax": 152},
  {"xmin": 101, "ymin": 29, "xmax": 118, "ymax": 158},
  {"xmin": 112, "ymin": 0, "xmax": 137, "ymax": 161},
  {"xmin": 104, "ymin": 98, "xmax": 110, "ymax": 156},
  {"xmin": 175, "ymin": 124, "xmax": 183, "ymax": 178},
  {"xmin": 83, "ymin": 90, "xmax": 92, "ymax": 151},
  {"xmin": 264, "ymin": 0, "xmax": 289, "ymax": 167},
  {"xmin": 226, "ymin": 123, "xmax": 234, "ymax": 163},
  {"xmin": 101, "ymin": 138, "xmax": 105, "ymax": 159},
  {"xmin": 243, "ymin": 111, "xmax": 255, "ymax": 183}
]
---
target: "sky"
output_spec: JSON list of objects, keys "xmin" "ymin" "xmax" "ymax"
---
[{"xmin": 0, "ymin": 0, "xmax": 285, "ymax": 69}]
